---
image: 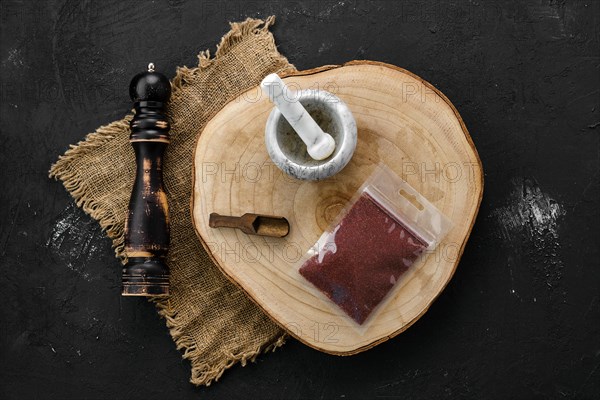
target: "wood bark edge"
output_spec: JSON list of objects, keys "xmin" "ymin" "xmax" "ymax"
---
[{"xmin": 190, "ymin": 60, "xmax": 484, "ymax": 355}]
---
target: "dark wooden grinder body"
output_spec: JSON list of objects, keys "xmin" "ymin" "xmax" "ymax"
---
[{"xmin": 122, "ymin": 64, "xmax": 171, "ymax": 297}]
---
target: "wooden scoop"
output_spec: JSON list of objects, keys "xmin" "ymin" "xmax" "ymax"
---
[{"xmin": 209, "ymin": 213, "xmax": 290, "ymax": 238}]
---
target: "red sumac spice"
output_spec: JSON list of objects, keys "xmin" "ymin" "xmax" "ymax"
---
[{"xmin": 299, "ymin": 193, "xmax": 428, "ymax": 325}]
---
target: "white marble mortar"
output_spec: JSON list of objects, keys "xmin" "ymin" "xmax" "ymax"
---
[{"xmin": 265, "ymin": 89, "xmax": 357, "ymax": 181}]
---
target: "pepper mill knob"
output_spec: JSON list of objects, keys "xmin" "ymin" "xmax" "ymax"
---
[
  {"xmin": 122, "ymin": 63, "xmax": 171, "ymax": 297},
  {"xmin": 129, "ymin": 63, "xmax": 171, "ymax": 103}
]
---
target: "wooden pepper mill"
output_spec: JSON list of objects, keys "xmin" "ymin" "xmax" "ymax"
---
[{"xmin": 122, "ymin": 63, "xmax": 171, "ymax": 297}]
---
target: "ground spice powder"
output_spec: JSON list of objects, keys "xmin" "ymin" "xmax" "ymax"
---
[{"xmin": 299, "ymin": 193, "xmax": 428, "ymax": 325}]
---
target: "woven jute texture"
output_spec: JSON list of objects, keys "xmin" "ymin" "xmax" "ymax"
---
[{"xmin": 49, "ymin": 16, "xmax": 295, "ymax": 386}]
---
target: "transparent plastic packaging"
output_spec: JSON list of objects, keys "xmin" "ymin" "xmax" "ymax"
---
[{"xmin": 298, "ymin": 164, "xmax": 453, "ymax": 328}]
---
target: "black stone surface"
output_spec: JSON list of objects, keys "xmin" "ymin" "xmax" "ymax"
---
[{"xmin": 1, "ymin": 1, "xmax": 598, "ymax": 399}]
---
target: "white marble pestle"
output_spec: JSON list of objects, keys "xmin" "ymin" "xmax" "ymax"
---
[{"xmin": 260, "ymin": 73, "xmax": 336, "ymax": 161}]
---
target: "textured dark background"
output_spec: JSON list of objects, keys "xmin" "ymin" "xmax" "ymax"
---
[{"xmin": 1, "ymin": 0, "xmax": 599, "ymax": 399}]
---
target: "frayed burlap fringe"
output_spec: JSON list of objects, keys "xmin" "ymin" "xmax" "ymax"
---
[
  {"xmin": 49, "ymin": 116, "xmax": 132, "ymax": 260},
  {"xmin": 155, "ymin": 299, "xmax": 287, "ymax": 385},
  {"xmin": 50, "ymin": 16, "xmax": 295, "ymax": 386}
]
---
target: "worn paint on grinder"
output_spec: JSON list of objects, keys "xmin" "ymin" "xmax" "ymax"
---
[{"xmin": 122, "ymin": 63, "xmax": 171, "ymax": 297}]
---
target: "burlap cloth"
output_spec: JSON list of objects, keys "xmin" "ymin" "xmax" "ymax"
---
[{"xmin": 49, "ymin": 16, "xmax": 296, "ymax": 386}]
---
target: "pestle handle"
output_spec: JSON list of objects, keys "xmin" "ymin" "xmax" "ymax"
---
[
  {"xmin": 261, "ymin": 73, "xmax": 336, "ymax": 161},
  {"xmin": 122, "ymin": 63, "xmax": 171, "ymax": 297}
]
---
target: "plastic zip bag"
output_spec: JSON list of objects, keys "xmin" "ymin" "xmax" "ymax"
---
[{"xmin": 299, "ymin": 164, "xmax": 453, "ymax": 328}]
